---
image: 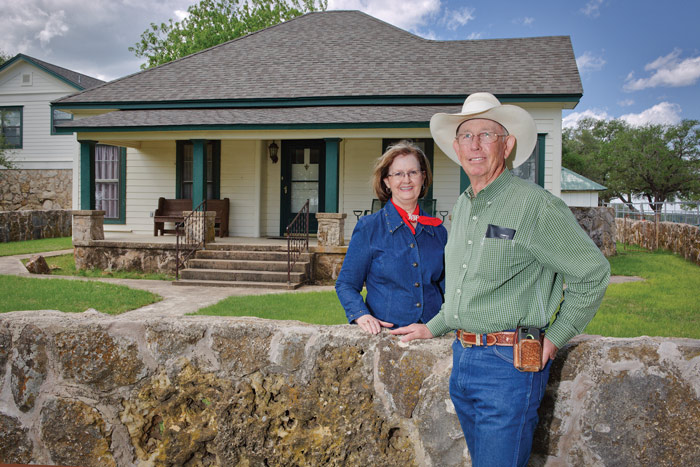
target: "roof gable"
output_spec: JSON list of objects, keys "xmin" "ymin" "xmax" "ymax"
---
[
  {"xmin": 0, "ymin": 54, "xmax": 104, "ymax": 90},
  {"xmin": 55, "ymin": 11, "xmax": 582, "ymax": 106}
]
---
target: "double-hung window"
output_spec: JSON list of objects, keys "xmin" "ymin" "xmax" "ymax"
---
[
  {"xmin": 95, "ymin": 144, "xmax": 126, "ymax": 222},
  {"xmin": 0, "ymin": 107, "xmax": 22, "ymax": 148}
]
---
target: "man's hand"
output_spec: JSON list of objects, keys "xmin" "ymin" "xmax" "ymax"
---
[
  {"xmin": 388, "ymin": 323, "xmax": 434, "ymax": 342},
  {"xmin": 542, "ymin": 337, "xmax": 558, "ymax": 368},
  {"xmin": 355, "ymin": 315, "xmax": 394, "ymax": 335}
]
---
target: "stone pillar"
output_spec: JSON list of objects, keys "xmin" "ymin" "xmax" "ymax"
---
[
  {"xmin": 316, "ymin": 212, "xmax": 346, "ymax": 246},
  {"xmin": 183, "ymin": 211, "xmax": 216, "ymax": 244},
  {"xmin": 71, "ymin": 210, "xmax": 105, "ymax": 242}
]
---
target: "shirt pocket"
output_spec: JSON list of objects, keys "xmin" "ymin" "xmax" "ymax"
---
[{"xmin": 475, "ymin": 237, "xmax": 530, "ymax": 284}]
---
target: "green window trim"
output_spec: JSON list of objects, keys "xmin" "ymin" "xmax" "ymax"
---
[
  {"xmin": 51, "ymin": 108, "xmax": 74, "ymax": 135},
  {"xmin": 0, "ymin": 106, "xmax": 23, "ymax": 149}
]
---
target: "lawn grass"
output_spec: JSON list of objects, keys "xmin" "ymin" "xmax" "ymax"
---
[
  {"xmin": 0, "ymin": 237, "xmax": 73, "ymax": 256},
  {"xmin": 0, "ymin": 274, "xmax": 161, "ymax": 314},
  {"xmin": 193, "ymin": 244, "xmax": 700, "ymax": 339},
  {"xmin": 34, "ymin": 253, "xmax": 175, "ymax": 281},
  {"xmin": 585, "ymin": 246, "xmax": 700, "ymax": 339},
  {"xmin": 192, "ymin": 291, "xmax": 348, "ymax": 325}
]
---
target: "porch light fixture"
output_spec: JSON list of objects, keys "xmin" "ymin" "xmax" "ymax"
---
[{"xmin": 268, "ymin": 141, "xmax": 279, "ymax": 163}]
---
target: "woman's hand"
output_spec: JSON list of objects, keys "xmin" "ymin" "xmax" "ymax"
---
[{"xmin": 355, "ymin": 315, "xmax": 394, "ymax": 335}]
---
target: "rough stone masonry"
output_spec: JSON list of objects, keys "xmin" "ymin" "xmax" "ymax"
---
[{"xmin": 0, "ymin": 313, "xmax": 698, "ymax": 466}]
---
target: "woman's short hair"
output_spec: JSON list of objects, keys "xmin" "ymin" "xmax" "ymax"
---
[{"xmin": 372, "ymin": 140, "xmax": 433, "ymax": 202}]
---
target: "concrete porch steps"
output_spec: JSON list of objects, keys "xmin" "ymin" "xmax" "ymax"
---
[{"xmin": 174, "ymin": 243, "xmax": 311, "ymax": 289}]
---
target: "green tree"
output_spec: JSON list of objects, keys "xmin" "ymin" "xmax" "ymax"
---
[
  {"xmin": 563, "ymin": 119, "xmax": 700, "ymax": 211},
  {"xmin": 0, "ymin": 50, "xmax": 10, "ymax": 65},
  {"xmin": 130, "ymin": 0, "xmax": 327, "ymax": 69}
]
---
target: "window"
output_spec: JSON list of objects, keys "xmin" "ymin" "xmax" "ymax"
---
[
  {"xmin": 0, "ymin": 107, "xmax": 22, "ymax": 148},
  {"xmin": 176, "ymin": 141, "xmax": 221, "ymax": 200},
  {"xmin": 52, "ymin": 109, "xmax": 73, "ymax": 135},
  {"xmin": 511, "ymin": 134, "xmax": 546, "ymax": 187},
  {"xmin": 95, "ymin": 145, "xmax": 126, "ymax": 222}
]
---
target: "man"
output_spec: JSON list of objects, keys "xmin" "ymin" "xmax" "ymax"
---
[{"xmin": 390, "ymin": 93, "xmax": 610, "ymax": 466}]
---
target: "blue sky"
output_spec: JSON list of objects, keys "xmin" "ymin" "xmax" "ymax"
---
[{"xmin": 2, "ymin": 0, "xmax": 698, "ymax": 128}]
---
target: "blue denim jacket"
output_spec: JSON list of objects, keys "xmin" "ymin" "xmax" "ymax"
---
[{"xmin": 335, "ymin": 201, "xmax": 447, "ymax": 328}]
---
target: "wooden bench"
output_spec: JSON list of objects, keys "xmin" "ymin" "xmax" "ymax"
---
[{"xmin": 153, "ymin": 197, "xmax": 229, "ymax": 237}]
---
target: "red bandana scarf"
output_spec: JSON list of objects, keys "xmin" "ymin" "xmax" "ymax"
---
[{"xmin": 390, "ymin": 199, "xmax": 442, "ymax": 234}]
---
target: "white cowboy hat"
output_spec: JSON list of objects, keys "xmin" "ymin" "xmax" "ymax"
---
[{"xmin": 430, "ymin": 92, "xmax": 537, "ymax": 168}]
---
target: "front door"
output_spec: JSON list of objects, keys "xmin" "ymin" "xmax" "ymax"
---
[{"xmin": 280, "ymin": 140, "xmax": 325, "ymax": 235}]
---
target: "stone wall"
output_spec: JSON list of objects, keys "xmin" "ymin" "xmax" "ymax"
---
[
  {"xmin": 0, "ymin": 314, "xmax": 698, "ymax": 466},
  {"xmin": 74, "ymin": 241, "xmax": 178, "ymax": 273},
  {"xmin": 0, "ymin": 169, "xmax": 72, "ymax": 211},
  {"xmin": 0, "ymin": 209, "xmax": 72, "ymax": 243},
  {"xmin": 616, "ymin": 218, "xmax": 700, "ymax": 266},
  {"xmin": 571, "ymin": 206, "xmax": 616, "ymax": 257}
]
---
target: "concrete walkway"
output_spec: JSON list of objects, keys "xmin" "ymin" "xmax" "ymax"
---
[
  {"xmin": 1, "ymin": 249, "xmax": 640, "ymax": 317},
  {"xmin": 0, "ymin": 250, "xmax": 334, "ymax": 317}
]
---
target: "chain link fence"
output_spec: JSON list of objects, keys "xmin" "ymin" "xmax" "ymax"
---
[{"xmin": 604, "ymin": 201, "xmax": 700, "ymax": 227}]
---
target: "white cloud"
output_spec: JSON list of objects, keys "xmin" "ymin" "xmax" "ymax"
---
[
  {"xmin": 174, "ymin": 9, "xmax": 189, "ymax": 21},
  {"xmin": 466, "ymin": 32, "xmax": 482, "ymax": 40},
  {"xmin": 0, "ymin": 0, "xmax": 195, "ymax": 80},
  {"xmin": 580, "ymin": 0, "xmax": 603, "ymax": 18},
  {"xmin": 617, "ymin": 99, "xmax": 635, "ymax": 107},
  {"xmin": 624, "ymin": 49, "xmax": 700, "ymax": 91},
  {"xmin": 562, "ymin": 109, "xmax": 612, "ymax": 129},
  {"xmin": 37, "ymin": 10, "xmax": 69, "ymax": 47},
  {"xmin": 576, "ymin": 51, "xmax": 606, "ymax": 74},
  {"xmin": 619, "ymin": 102, "xmax": 682, "ymax": 126},
  {"xmin": 444, "ymin": 7, "xmax": 475, "ymax": 31},
  {"xmin": 512, "ymin": 16, "xmax": 534, "ymax": 26},
  {"xmin": 327, "ymin": 0, "xmax": 441, "ymax": 31}
]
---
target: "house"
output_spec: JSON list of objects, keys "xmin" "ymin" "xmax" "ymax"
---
[
  {"xmin": 53, "ymin": 10, "xmax": 582, "ymax": 240},
  {"xmin": 560, "ymin": 167, "xmax": 606, "ymax": 207},
  {"xmin": 0, "ymin": 54, "xmax": 104, "ymax": 211}
]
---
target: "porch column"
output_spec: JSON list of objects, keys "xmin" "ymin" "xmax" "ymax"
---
[
  {"xmin": 79, "ymin": 140, "xmax": 97, "ymax": 209},
  {"xmin": 191, "ymin": 139, "xmax": 207, "ymax": 208},
  {"xmin": 324, "ymin": 138, "xmax": 341, "ymax": 213}
]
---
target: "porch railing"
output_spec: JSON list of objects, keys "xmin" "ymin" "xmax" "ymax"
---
[
  {"xmin": 175, "ymin": 199, "xmax": 209, "ymax": 279},
  {"xmin": 286, "ymin": 199, "xmax": 310, "ymax": 286}
]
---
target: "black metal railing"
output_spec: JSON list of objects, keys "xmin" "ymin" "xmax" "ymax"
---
[
  {"xmin": 175, "ymin": 199, "xmax": 209, "ymax": 279},
  {"xmin": 286, "ymin": 199, "xmax": 310, "ymax": 286}
]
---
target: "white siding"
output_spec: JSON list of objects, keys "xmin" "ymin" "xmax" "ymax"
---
[
  {"xmin": 339, "ymin": 139, "xmax": 381, "ymax": 239},
  {"xmin": 121, "ymin": 141, "xmax": 176, "ymax": 234},
  {"xmin": 525, "ymin": 106, "xmax": 562, "ymax": 196},
  {"xmin": 220, "ymin": 140, "xmax": 258, "ymax": 237},
  {"xmin": 0, "ymin": 61, "xmax": 81, "ymax": 170},
  {"xmin": 561, "ymin": 191, "xmax": 599, "ymax": 207},
  {"xmin": 431, "ymin": 148, "xmax": 461, "ymax": 231}
]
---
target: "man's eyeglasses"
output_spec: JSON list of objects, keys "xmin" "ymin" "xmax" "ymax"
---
[
  {"xmin": 455, "ymin": 131, "xmax": 507, "ymax": 144},
  {"xmin": 387, "ymin": 170, "xmax": 424, "ymax": 180}
]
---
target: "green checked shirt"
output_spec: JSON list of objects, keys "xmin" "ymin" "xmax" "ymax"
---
[{"xmin": 425, "ymin": 170, "xmax": 610, "ymax": 349}]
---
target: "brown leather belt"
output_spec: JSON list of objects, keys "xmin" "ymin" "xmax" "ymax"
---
[{"xmin": 456, "ymin": 329, "xmax": 516, "ymax": 347}]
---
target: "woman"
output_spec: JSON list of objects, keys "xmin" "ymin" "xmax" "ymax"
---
[{"xmin": 336, "ymin": 141, "xmax": 447, "ymax": 334}]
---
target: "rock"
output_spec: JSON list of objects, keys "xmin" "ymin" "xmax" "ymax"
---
[
  {"xmin": 40, "ymin": 398, "xmax": 116, "ymax": 467},
  {"xmin": 25, "ymin": 255, "xmax": 51, "ymax": 274},
  {"xmin": 11, "ymin": 325, "xmax": 48, "ymax": 412},
  {"xmin": 0, "ymin": 414, "xmax": 33, "ymax": 464}
]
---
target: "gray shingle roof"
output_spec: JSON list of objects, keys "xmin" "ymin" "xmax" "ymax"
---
[
  {"xmin": 1, "ymin": 54, "xmax": 105, "ymax": 90},
  {"xmin": 54, "ymin": 104, "xmax": 465, "ymax": 129},
  {"xmin": 561, "ymin": 167, "xmax": 607, "ymax": 191},
  {"xmin": 56, "ymin": 10, "xmax": 581, "ymax": 105}
]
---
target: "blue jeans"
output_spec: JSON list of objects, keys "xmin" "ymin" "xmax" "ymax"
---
[{"xmin": 449, "ymin": 338, "xmax": 551, "ymax": 467}]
